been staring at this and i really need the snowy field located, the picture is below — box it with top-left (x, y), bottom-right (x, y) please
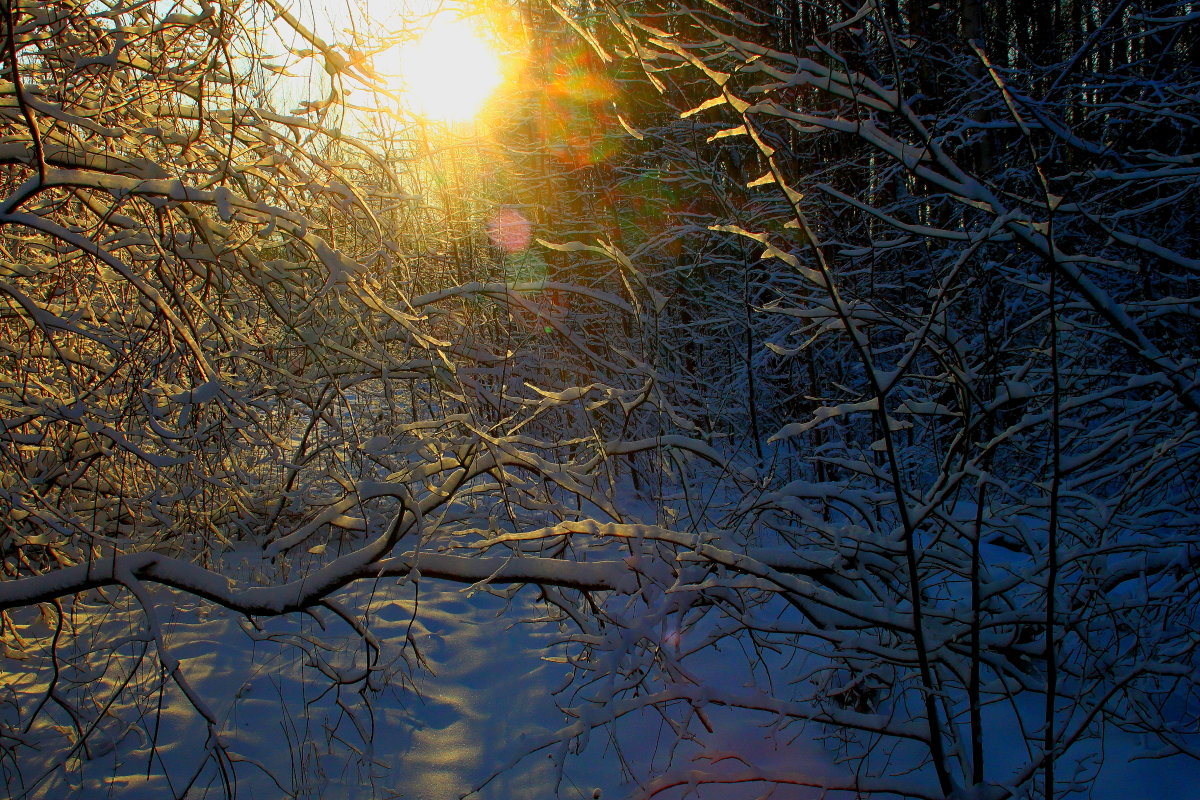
top-left (3, 544), bottom-right (1197, 800)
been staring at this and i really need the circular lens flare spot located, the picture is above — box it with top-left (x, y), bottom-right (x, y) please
top-left (487, 208), bottom-right (532, 253)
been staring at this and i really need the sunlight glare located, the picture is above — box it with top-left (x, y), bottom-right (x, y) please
top-left (385, 14), bottom-right (503, 123)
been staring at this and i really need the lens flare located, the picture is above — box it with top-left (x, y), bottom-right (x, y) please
top-left (487, 207), bottom-right (532, 253)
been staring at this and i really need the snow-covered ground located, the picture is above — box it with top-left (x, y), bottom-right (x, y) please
top-left (3, 576), bottom-right (586, 799)
top-left (4, 563), bottom-right (1197, 800)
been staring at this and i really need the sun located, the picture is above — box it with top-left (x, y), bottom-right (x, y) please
top-left (382, 14), bottom-right (503, 123)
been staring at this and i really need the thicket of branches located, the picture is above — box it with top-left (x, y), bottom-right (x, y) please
top-left (578, 0), bottom-right (1200, 796)
top-left (1, 0), bottom-right (1198, 798)
top-left (0, 0), bottom-right (679, 794)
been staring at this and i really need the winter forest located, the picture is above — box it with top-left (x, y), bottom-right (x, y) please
top-left (1, 0), bottom-right (1198, 797)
